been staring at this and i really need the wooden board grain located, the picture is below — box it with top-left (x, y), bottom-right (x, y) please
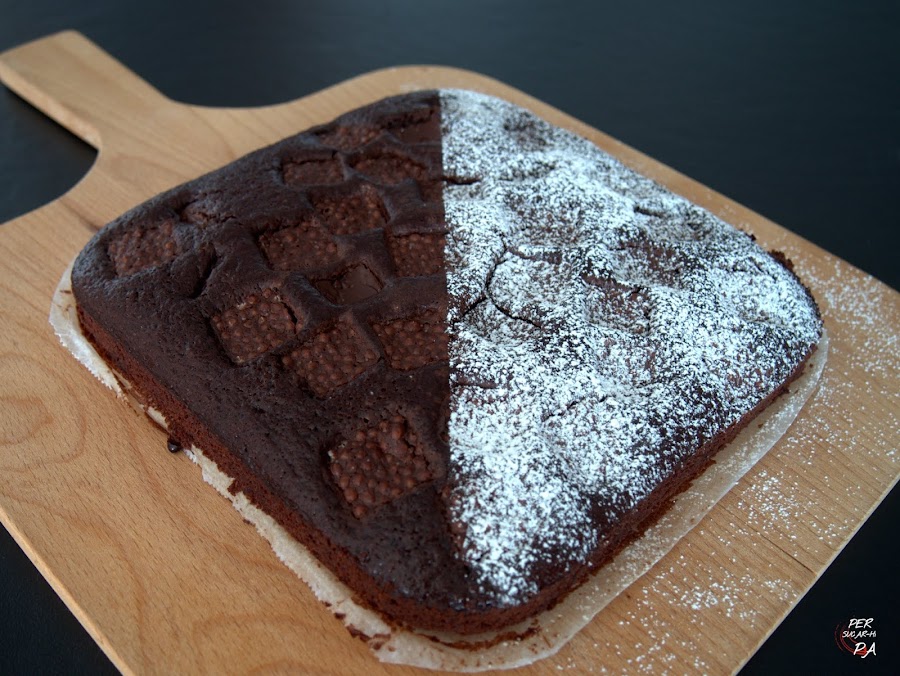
top-left (0, 31), bottom-right (897, 675)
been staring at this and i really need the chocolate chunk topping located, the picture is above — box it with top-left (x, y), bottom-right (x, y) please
top-left (211, 288), bottom-right (297, 365)
top-left (311, 184), bottom-right (387, 235)
top-left (387, 232), bottom-right (446, 277)
top-left (373, 308), bottom-right (448, 371)
top-left (282, 318), bottom-right (380, 398)
top-left (258, 219), bottom-right (341, 272)
top-left (351, 151), bottom-right (429, 185)
top-left (107, 219), bottom-right (180, 276)
top-left (283, 157), bottom-right (344, 186)
top-left (329, 414), bottom-right (436, 518)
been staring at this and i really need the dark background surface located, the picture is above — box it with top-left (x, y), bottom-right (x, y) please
top-left (1, 1), bottom-right (897, 674)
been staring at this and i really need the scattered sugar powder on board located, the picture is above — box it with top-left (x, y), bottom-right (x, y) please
top-left (737, 469), bottom-right (800, 536)
top-left (780, 253), bottom-right (898, 474)
top-left (438, 90), bottom-right (822, 606)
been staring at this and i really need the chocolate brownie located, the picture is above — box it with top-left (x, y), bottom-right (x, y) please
top-left (67, 90), bottom-right (822, 635)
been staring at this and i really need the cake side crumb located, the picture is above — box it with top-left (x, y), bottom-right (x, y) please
top-left (49, 262), bottom-right (124, 396)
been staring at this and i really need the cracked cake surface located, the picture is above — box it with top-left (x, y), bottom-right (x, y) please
top-left (67, 89), bottom-right (822, 635)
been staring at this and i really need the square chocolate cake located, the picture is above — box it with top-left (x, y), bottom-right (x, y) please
top-left (60, 89), bottom-right (822, 649)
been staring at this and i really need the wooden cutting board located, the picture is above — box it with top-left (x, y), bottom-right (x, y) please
top-left (0, 31), bottom-right (897, 675)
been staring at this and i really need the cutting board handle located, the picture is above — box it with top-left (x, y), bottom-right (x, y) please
top-left (0, 30), bottom-right (173, 150)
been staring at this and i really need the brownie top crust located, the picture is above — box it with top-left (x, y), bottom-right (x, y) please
top-left (72, 91), bottom-right (472, 618)
top-left (70, 89), bottom-right (822, 633)
top-left (439, 92), bottom-right (821, 608)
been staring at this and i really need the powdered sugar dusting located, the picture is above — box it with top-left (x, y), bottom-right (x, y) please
top-left (439, 90), bottom-right (822, 607)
